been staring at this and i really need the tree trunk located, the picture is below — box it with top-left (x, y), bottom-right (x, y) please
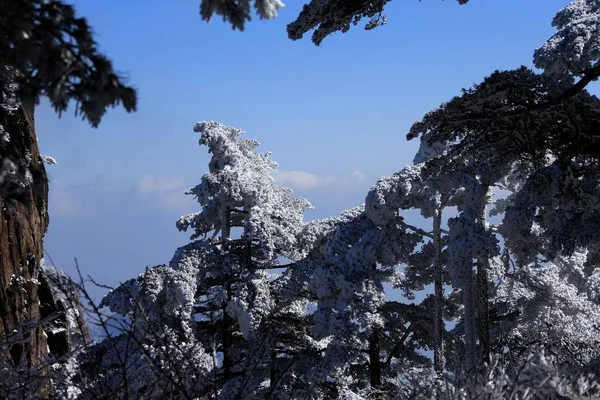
top-left (476, 184), bottom-right (490, 364)
top-left (38, 266), bottom-right (91, 361)
top-left (369, 328), bottom-right (381, 389)
top-left (221, 300), bottom-right (234, 381)
top-left (0, 104), bottom-right (49, 367)
top-left (269, 348), bottom-right (277, 386)
top-left (220, 205), bottom-right (233, 380)
top-left (476, 260), bottom-right (490, 363)
top-left (463, 266), bottom-right (477, 374)
top-left (433, 203), bottom-right (444, 375)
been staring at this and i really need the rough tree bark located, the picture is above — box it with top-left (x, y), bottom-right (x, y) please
top-left (433, 203), bottom-right (444, 375)
top-left (462, 265), bottom-right (476, 374)
top-left (220, 205), bottom-right (234, 381)
top-left (369, 328), bottom-right (381, 389)
top-left (0, 103), bottom-right (49, 367)
top-left (38, 266), bottom-right (91, 361)
top-left (476, 259), bottom-right (490, 363)
top-left (476, 184), bottom-right (490, 364)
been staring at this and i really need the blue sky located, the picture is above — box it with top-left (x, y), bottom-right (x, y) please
top-left (37, 0), bottom-right (571, 300)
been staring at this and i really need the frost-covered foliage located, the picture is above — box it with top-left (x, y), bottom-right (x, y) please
top-left (501, 158), bottom-right (600, 266)
top-left (40, 154), bottom-right (56, 165)
top-left (100, 265), bottom-right (198, 335)
top-left (534, 0), bottom-right (600, 79)
top-left (287, 0), bottom-right (469, 46)
top-left (172, 121), bottom-right (311, 398)
top-left (196, 0), bottom-right (471, 46)
top-left (263, 167), bottom-right (434, 396)
top-left (0, 82), bottom-right (34, 197)
top-left (408, 67), bottom-right (600, 173)
top-left (21, 106), bottom-right (600, 398)
top-left (81, 265), bottom-right (213, 398)
top-left (90, 121), bottom-right (313, 399)
top-left (178, 120), bottom-right (311, 263)
top-left (303, 208), bottom-right (390, 388)
top-left (401, 0), bottom-right (600, 388)
top-left (1, 2), bottom-right (136, 127)
top-left (199, 0), bottom-right (285, 31)
top-left (175, 121), bottom-right (311, 342)
top-left (365, 164), bottom-right (424, 225)
top-left (494, 250), bottom-right (600, 365)
top-left (46, 263), bottom-right (209, 399)
top-left (87, 268), bottom-right (213, 399)
top-left (435, 349), bottom-right (600, 400)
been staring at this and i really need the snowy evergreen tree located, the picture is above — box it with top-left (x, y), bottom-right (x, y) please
top-left (97, 121), bottom-right (312, 399)
top-left (534, 0), bottom-right (600, 95)
top-left (272, 203), bottom-right (430, 398)
top-left (402, 0), bottom-right (600, 380)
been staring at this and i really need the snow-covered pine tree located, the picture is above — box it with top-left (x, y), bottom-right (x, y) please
top-left (88, 264), bottom-right (214, 399)
top-left (403, 0), bottom-right (600, 379)
top-left (408, 130), bottom-right (504, 374)
top-left (98, 121), bottom-right (312, 399)
top-left (534, 0), bottom-right (600, 96)
top-left (273, 203), bottom-right (428, 398)
top-left (174, 121), bottom-right (312, 398)
top-left (258, 165), bottom-right (441, 398)
top-left (366, 164), bottom-right (452, 378)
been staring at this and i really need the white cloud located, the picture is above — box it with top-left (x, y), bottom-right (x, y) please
top-left (49, 177), bottom-right (130, 216)
top-left (49, 181), bottom-right (82, 216)
top-left (137, 176), bottom-right (186, 195)
top-left (136, 176), bottom-right (194, 212)
top-left (348, 170), bottom-right (366, 182)
top-left (272, 170), bottom-right (337, 190)
top-left (48, 175), bottom-right (195, 217)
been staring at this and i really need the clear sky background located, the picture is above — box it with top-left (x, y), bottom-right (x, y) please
top-left (37, 0), bottom-right (572, 300)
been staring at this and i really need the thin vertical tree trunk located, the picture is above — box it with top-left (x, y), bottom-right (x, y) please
top-left (220, 205), bottom-right (233, 380)
top-left (369, 328), bottom-right (381, 389)
top-left (269, 348), bottom-right (277, 385)
top-left (0, 104), bottom-right (49, 368)
top-left (477, 184), bottom-right (490, 363)
top-left (476, 259), bottom-right (490, 363)
top-left (369, 262), bottom-right (382, 390)
top-left (463, 266), bottom-right (477, 374)
top-left (433, 203), bottom-right (444, 375)
top-left (221, 300), bottom-right (233, 381)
